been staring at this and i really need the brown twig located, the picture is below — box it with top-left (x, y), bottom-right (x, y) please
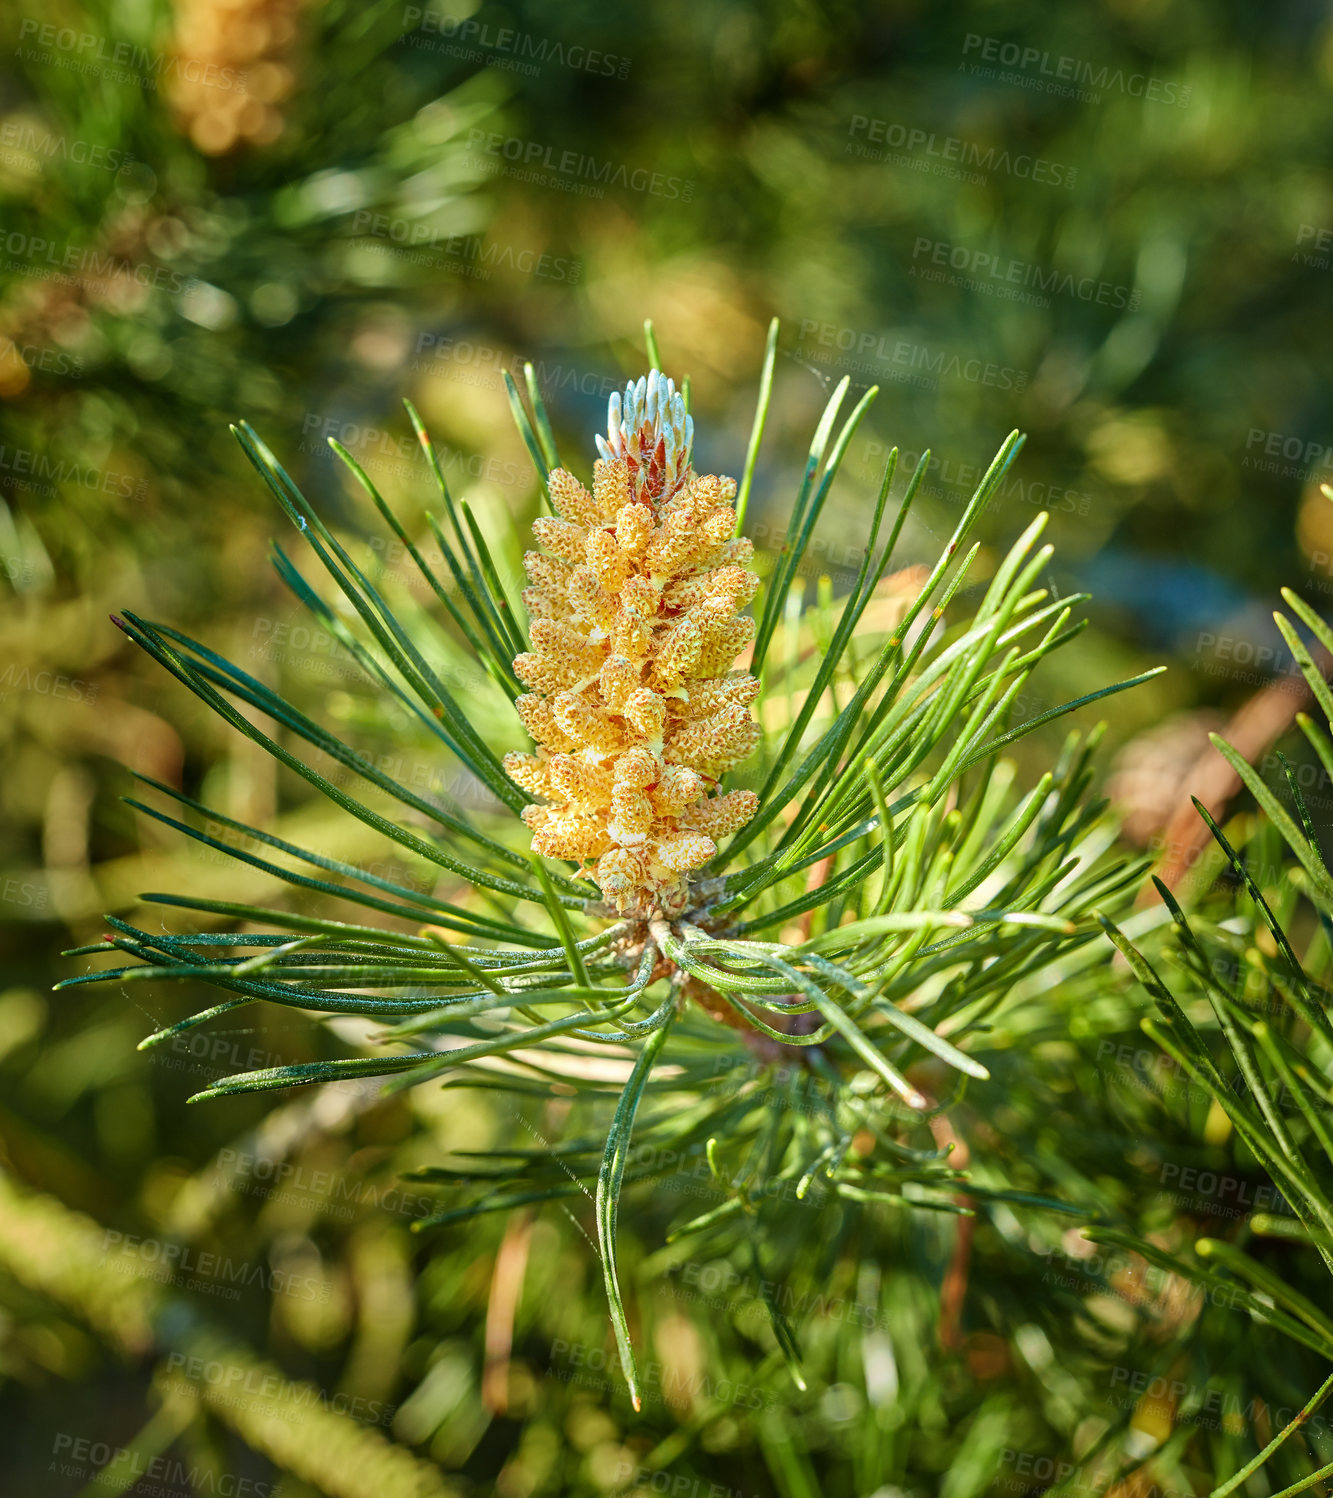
top-left (928, 1110), bottom-right (973, 1353)
top-left (1154, 650), bottom-right (1328, 892)
top-left (481, 1210), bottom-right (533, 1415)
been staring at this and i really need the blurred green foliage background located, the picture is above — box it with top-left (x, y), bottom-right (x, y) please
top-left (3, 0), bottom-right (1332, 1493)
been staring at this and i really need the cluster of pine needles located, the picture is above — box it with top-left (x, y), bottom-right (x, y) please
top-left (65, 325), bottom-right (1333, 1498)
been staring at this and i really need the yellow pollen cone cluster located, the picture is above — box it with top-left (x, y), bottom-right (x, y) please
top-left (504, 371), bottom-right (762, 916)
top-left (167, 0), bottom-right (308, 155)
